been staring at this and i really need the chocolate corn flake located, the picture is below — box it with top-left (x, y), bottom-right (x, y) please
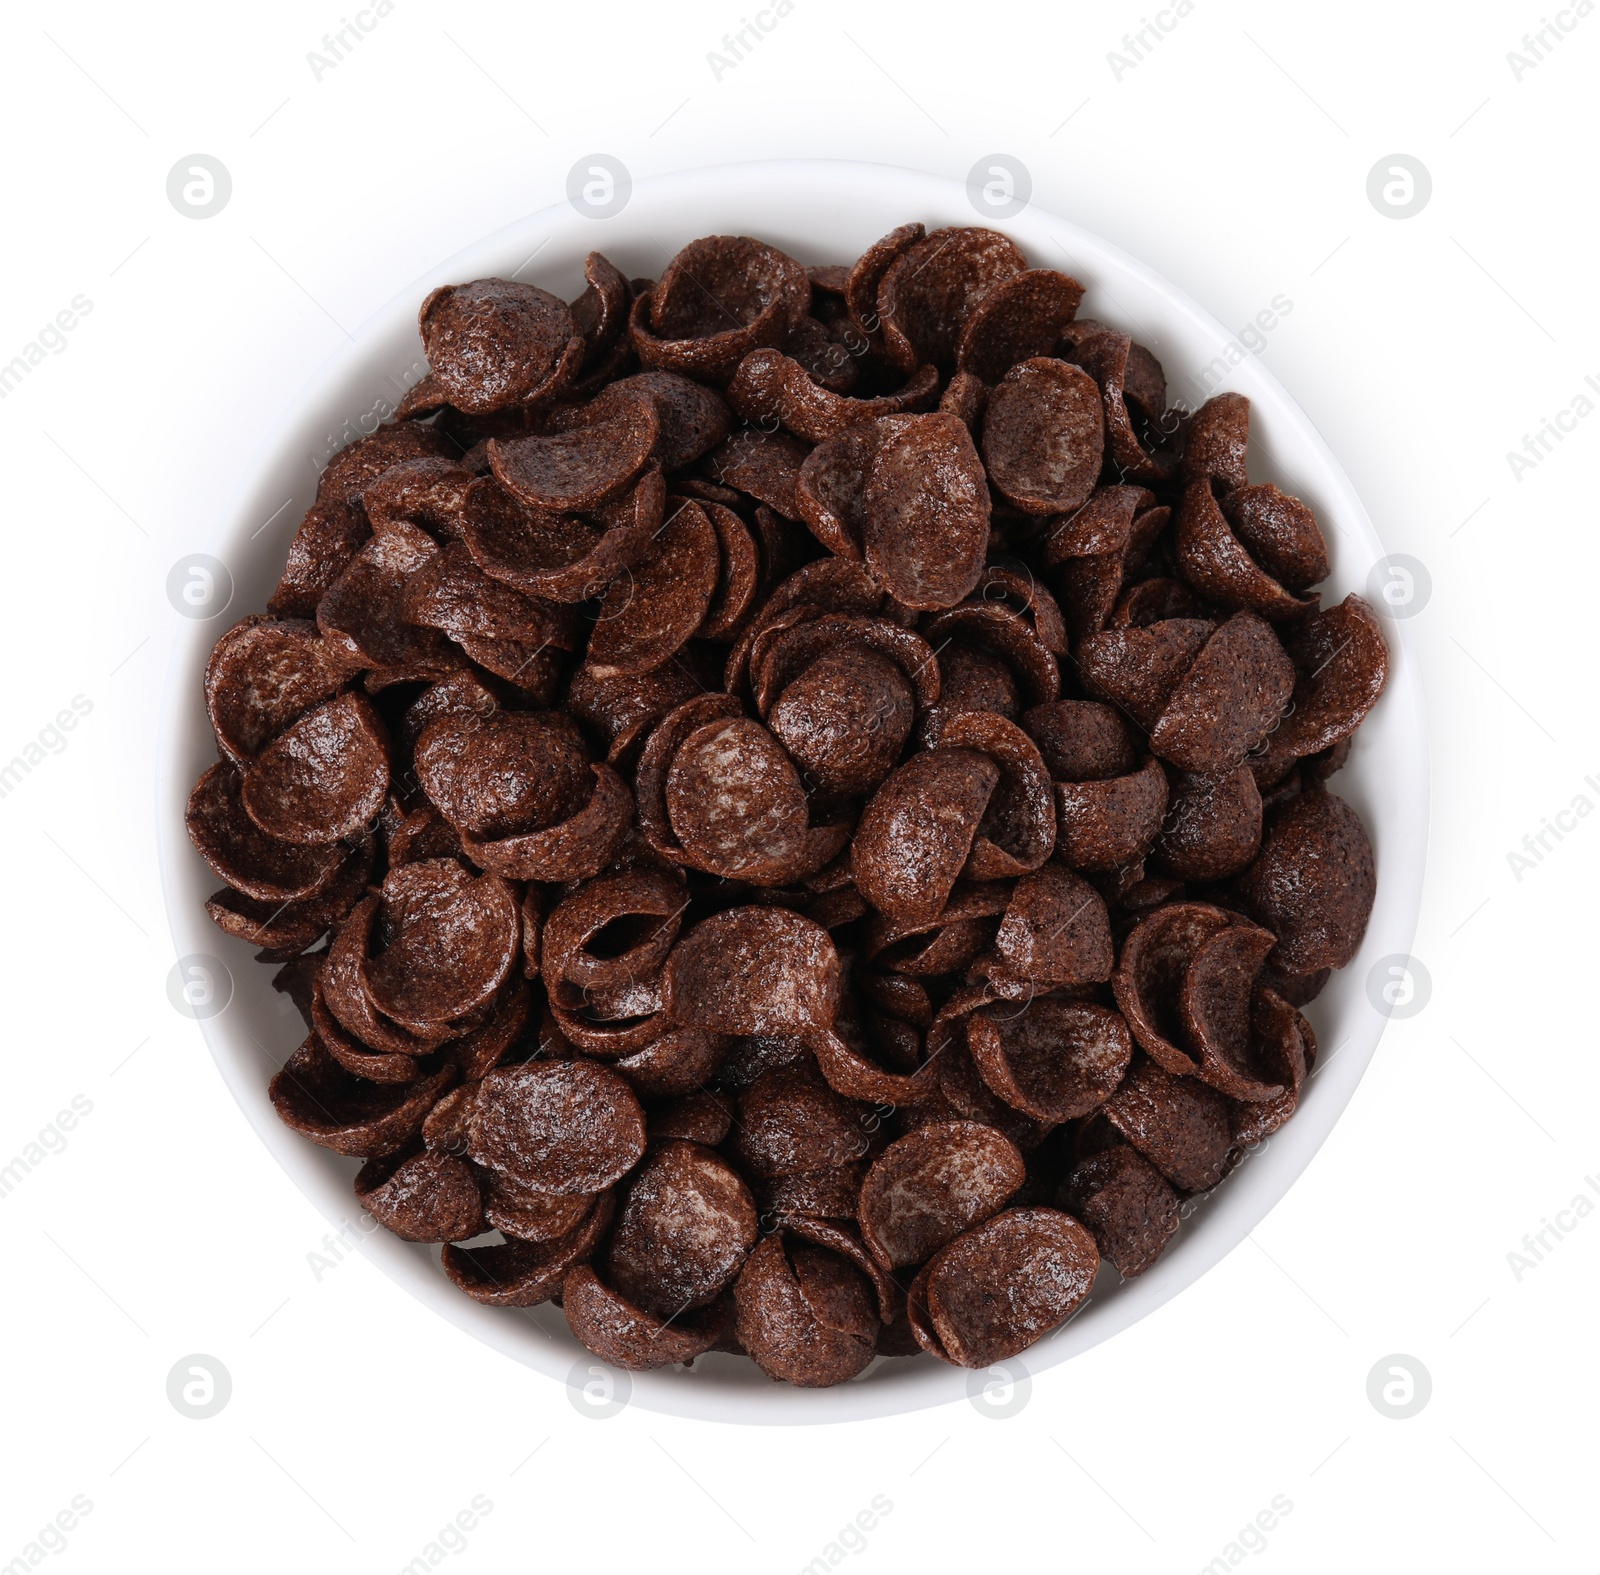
top-left (193, 220), bottom-right (1387, 1387)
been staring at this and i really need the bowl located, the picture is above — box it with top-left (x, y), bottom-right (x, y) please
top-left (157, 158), bottom-right (1428, 1423)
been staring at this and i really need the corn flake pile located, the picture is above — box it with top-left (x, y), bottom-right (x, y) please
top-left (187, 224), bottom-right (1387, 1385)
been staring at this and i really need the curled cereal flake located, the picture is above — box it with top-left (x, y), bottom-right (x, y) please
top-left (1077, 618), bottom-right (1216, 731)
top-left (441, 1192), bottom-right (614, 1308)
top-left (489, 391), bottom-right (658, 512)
top-left (312, 976), bottom-right (430, 1085)
top-left (648, 1090), bottom-right (734, 1147)
top-left (469, 1060), bottom-right (645, 1195)
top-left (569, 252), bottom-right (632, 374)
top-left (1153, 766), bottom-right (1263, 881)
top-left (1180, 920), bottom-right (1286, 1101)
top-left (795, 418), bottom-right (893, 559)
top-left (204, 837), bottom-right (371, 959)
top-left (416, 709), bottom-right (592, 840)
top-left (664, 906), bottom-right (840, 1035)
top-left (1073, 327), bottom-right (1175, 484)
top-left (644, 237), bottom-right (807, 362)
top-left (542, 867), bottom-right (686, 1001)
top-left (606, 1140), bottom-right (758, 1317)
top-left (419, 278), bottom-right (580, 413)
top-left (982, 358), bottom-right (1105, 516)
top-left (613, 1031), bottom-right (732, 1099)
top-left (1181, 392), bottom-right (1251, 491)
top-left (402, 541), bottom-right (580, 651)
top-left (939, 370), bottom-right (988, 433)
top-left (728, 347), bottom-right (939, 443)
top-left (922, 603), bottom-right (1061, 734)
top-left (932, 711), bottom-right (1056, 881)
top-left (187, 762), bottom-right (346, 902)
top-left (1023, 699), bottom-right (1138, 781)
top-left (1176, 480), bottom-right (1318, 621)
top-left (706, 425), bottom-right (812, 519)
top-left (1269, 595), bottom-right (1388, 761)
top-left (909, 1207), bottom-right (1098, 1367)
top-left (1224, 483), bottom-right (1329, 592)
top-left (859, 1121), bottom-right (1024, 1270)
top-left (362, 860), bottom-right (520, 1033)
top-left (239, 693), bottom-right (389, 847)
top-left (955, 269), bottom-right (1085, 383)
top-left (355, 1148), bottom-right (484, 1243)
top-left (204, 616), bottom-right (355, 765)
top-left (759, 1162), bottom-right (864, 1223)
top-left (451, 979), bottom-right (533, 1081)
top-left (579, 371), bottom-right (732, 470)
top-left (977, 864), bottom-right (1113, 996)
top-left (725, 557), bottom-right (886, 692)
top-left (1110, 574), bottom-right (1199, 629)
top-left (585, 498), bottom-right (720, 679)
top-left (1111, 901), bottom-right (1237, 1075)
top-left (733, 1233), bottom-right (878, 1386)
top-left (316, 521), bottom-right (460, 681)
top-left (852, 748), bottom-right (1001, 924)
top-left (269, 1033), bottom-right (455, 1158)
top-left (734, 1064), bottom-right (872, 1178)
top-left (810, 1025), bottom-right (937, 1108)
top-left (877, 226), bottom-right (1028, 373)
top-left (1148, 613), bottom-right (1296, 774)
top-left (699, 500), bottom-right (762, 640)
top-left (1102, 1056), bottom-right (1233, 1192)
top-left (398, 668), bottom-right (501, 755)
top-left (863, 413), bottom-right (991, 610)
top-left (460, 468), bottom-right (660, 605)
top-left (480, 1175), bottom-right (595, 1243)
top-left (1237, 787), bottom-right (1376, 972)
top-left (867, 880), bottom-right (1009, 977)
top-left (1231, 989), bottom-right (1314, 1147)
top-left (776, 1217), bottom-right (900, 1325)
top-left (1057, 1145), bottom-right (1178, 1277)
top-left (845, 221), bottom-right (924, 349)
top-left (461, 764), bottom-right (632, 883)
top-left (320, 895), bottom-right (446, 1061)
top-left (363, 456), bottom-right (476, 540)
top-left (566, 657), bottom-right (705, 768)
top-left (661, 712), bottom-right (847, 884)
top-left (563, 1264), bottom-right (729, 1369)
top-left (269, 498), bottom-right (371, 620)
top-left (968, 997), bottom-right (1132, 1122)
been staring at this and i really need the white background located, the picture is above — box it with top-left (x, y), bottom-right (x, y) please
top-left (1, 0), bottom-right (1596, 1570)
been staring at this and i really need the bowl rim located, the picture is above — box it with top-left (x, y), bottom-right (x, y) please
top-left (156, 156), bottom-right (1429, 1425)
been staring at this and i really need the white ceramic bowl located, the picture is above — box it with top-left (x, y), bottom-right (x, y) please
top-left (157, 159), bottom-right (1428, 1424)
